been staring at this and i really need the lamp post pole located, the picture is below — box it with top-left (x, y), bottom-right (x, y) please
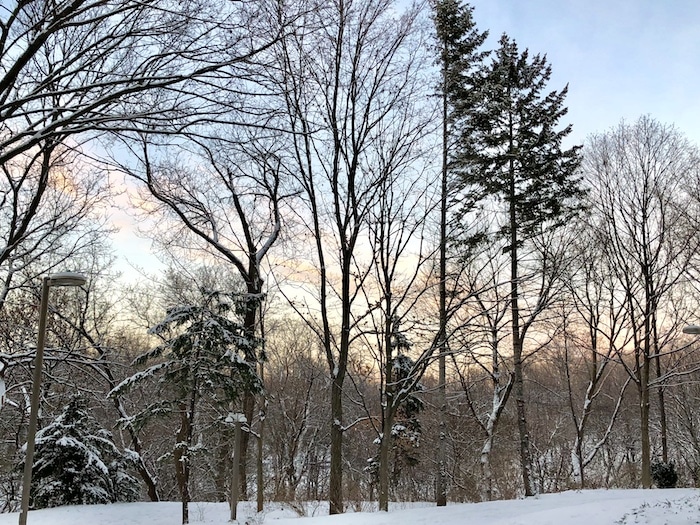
top-left (18, 273), bottom-right (86, 525)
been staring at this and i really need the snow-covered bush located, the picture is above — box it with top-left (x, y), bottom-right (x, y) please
top-left (26, 395), bottom-right (139, 508)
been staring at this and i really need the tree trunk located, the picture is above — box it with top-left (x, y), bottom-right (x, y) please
top-left (329, 377), bottom-right (344, 514)
top-left (175, 402), bottom-right (191, 525)
top-left (378, 406), bottom-right (394, 511)
top-left (379, 305), bottom-right (395, 512)
top-left (514, 357), bottom-right (533, 496)
top-left (658, 385), bottom-right (668, 463)
top-left (239, 392), bottom-right (254, 498)
top-left (214, 436), bottom-right (230, 501)
top-left (509, 151), bottom-right (533, 497)
top-left (239, 277), bottom-right (262, 499)
top-left (654, 328), bottom-right (668, 463)
top-left (480, 435), bottom-right (494, 501)
top-left (640, 356), bottom-right (651, 488)
top-left (257, 360), bottom-right (265, 512)
top-left (230, 420), bottom-right (242, 521)
top-left (481, 370), bottom-right (513, 501)
top-left (436, 53), bottom-right (449, 508)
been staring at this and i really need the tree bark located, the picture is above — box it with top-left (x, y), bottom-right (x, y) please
top-left (257, 360), bottom-right (265, 512)
top-left (640, 355), bottom-right (651, 488)
top-left (378, 406), bottom-right (394, 511)
top-left (509, 146), bottom-right (533, 497)
top-left (329, 377), bottom-right (344, 514)
top-left (436, 39), bottom-right (449, 507)
top-left (175, 402), bottom-right (192, 525)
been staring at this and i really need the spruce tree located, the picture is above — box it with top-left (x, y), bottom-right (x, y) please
top-left (432, 0), bottom-right (487, 506)
top-left (455, 34), bottom-right (583, 242)
top-left (453, 34), bottom-right (583, 496)
top-left (27, 395), bottom-right (139, 509)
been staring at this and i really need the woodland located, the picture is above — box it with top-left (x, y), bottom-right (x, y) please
top-left (0, 0), bottom-right (700, 523)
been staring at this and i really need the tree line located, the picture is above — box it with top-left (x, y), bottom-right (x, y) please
top-left (0, 0), bottom-right (699, 523)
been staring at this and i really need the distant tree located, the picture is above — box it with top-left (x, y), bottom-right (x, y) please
top-left (28, 395), bottom-right (139, 509)
top-left (262, 318), bottom-right (328, 502)
top-left (453, 34), bottom-right (583, 495)
top-left (366, 351), bottom-right (424, 500)
top-left (110, 287), bottom-right (261, 524)
top-left (563, 224), bottom-right (633, 489)
top-left (581, 116), bottom-right (700, 488)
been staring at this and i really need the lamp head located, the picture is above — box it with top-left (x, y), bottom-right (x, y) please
top-left (682, 325), bottom-right (700, 335)
top-left (47, 272), bottom-right (87, 287)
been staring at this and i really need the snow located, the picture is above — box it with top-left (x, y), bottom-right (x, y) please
top-left (1, 489), bottom-right (699, 525)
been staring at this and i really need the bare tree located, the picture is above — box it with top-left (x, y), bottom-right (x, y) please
top-left (450, 243), bottom-right (514, 501)
top-left (562, 225), bottom-right (634, 489)
top-left (0, 144), bottom-right (110, 309)
top-left (581, 115), bottom-right (700, 487)
top-left (115, 129), bottom-right (285, 502)
top-left (361, 135), bottom-right (439, 511)
top-left (0, 0), bottom-right (283, 298)
top-left (263, 317), bottom-right (328, 502)
top-left (274, 0), bottom-right (432, 513)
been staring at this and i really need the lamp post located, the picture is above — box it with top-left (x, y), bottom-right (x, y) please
top-left (19, 272), bottom-right (87, 525)
top-left (683, 325), bottom-right (700, 335)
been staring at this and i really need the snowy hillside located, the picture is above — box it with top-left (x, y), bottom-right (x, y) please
top-left (0, 489), bottom-right (698, 525)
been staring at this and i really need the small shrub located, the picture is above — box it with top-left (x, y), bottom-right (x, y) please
top-left (651, 461), bottom-right (678, 489)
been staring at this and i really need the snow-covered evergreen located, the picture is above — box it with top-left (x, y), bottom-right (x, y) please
top-left (26, 395), bottom-right (138, 509)
top-left (110, 288), bottom-right (262, 524)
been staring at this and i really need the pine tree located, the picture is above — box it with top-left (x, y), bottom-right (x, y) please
top-left (453, 34), bottom-right (583, 496)
top-left (455, 34), bottom-right (583, 243)
top-left (434, 0), bottom-right (489, 127)
top-left (27, 395), bottom-right (138, 509)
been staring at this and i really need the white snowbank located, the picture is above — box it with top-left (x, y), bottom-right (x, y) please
top-left (0, 489), bottom-right (697, 525)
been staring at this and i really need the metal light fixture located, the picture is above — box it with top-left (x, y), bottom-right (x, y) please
top-left (19, 272), bottom-right (87, 525)
top-left (682, 325), bottom-right (700, 335)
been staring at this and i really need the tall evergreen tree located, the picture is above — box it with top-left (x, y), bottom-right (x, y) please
top-left (453, 34), bottom-right (583, 496)
top-left (432, 0), bottom-right (487, 506)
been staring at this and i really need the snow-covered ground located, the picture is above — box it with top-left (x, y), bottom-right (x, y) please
top-left (1, 489), bottom-right (698, 525)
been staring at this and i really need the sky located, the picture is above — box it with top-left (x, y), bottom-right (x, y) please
top-left (0, 488), bottom-right (698, 525)
top-left (108, 0), bottom-right (700, 277)
top-left (468, 0), bottom-right (700, 145)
